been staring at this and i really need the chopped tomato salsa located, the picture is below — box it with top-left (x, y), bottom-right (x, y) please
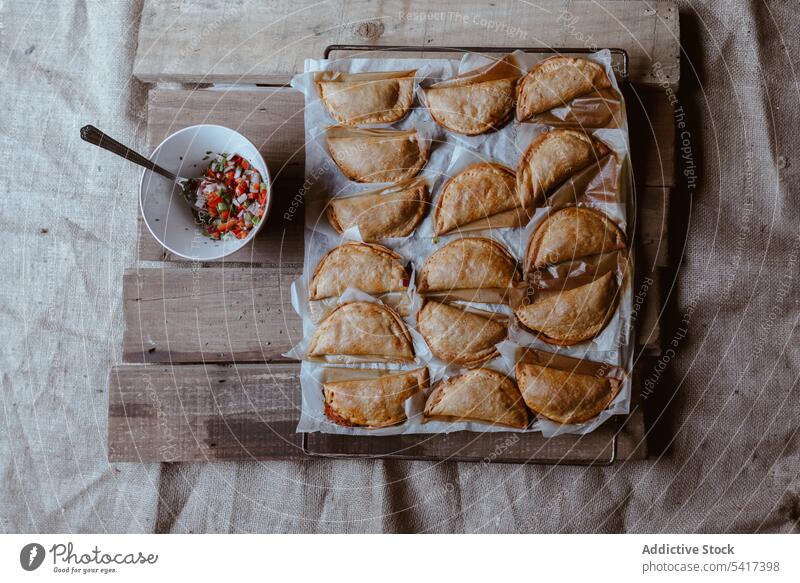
top-left (186, 153), bottom-right (267, 241)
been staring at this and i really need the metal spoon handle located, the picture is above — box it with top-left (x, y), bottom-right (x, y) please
top-left (80, 125), bottom-right (179, 182)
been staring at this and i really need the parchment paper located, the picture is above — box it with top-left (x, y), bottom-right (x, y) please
top-left (290, 50), bottom-right (634, 436)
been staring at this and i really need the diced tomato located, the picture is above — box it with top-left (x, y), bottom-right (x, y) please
top-left (240, 159), bottom-right (250, 170)
top-left (235, 181), bottom-right (247, 196)
top-left (206, 193), bottom-right (221, 217)
top-left (217, 219), bottom-right (239, 232)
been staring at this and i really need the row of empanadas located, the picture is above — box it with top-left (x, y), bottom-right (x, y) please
top-left (310, 220), bottom-right (623, 347)
top-left (323, 129), bottom-right (613, 241)
top-left (424, 362), bottom-right (620, 427)
top-left (323, 361), bottom-right (619, 428)
top-left (316, 57), bottom-right (611, 135)
top-left (424, 55), bottom-right (612, 135)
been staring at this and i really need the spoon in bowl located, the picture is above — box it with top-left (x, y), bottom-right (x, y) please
top-left (80, 125), bottom-right (205, 220)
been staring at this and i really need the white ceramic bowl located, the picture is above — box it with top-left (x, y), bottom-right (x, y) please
top-left (139, 124), bottom-right (270, 261)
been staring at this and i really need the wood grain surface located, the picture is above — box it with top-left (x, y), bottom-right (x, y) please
top-left (122, 268), bottom-right (302, 363)
top-left (133, 0), bottom-right (680, 88)
top-left (108, 363), bottom-right (647, 462)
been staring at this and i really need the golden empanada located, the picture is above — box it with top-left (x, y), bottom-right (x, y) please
top-left (517, 56), bottom-right (611, 121)
top-left (326, 126), bottom-right (428, 183)
top-left (517, 129), bottom-right (610, 209)
top-left (424, 368), bottom-right (528, 428)
top-left (307, 301), bottom-right (414, 362)
top-left (527, 207), bottom-right (626, 270)
top-left (515, 361), bottom-right (620, 424)
top-left (309, 242), bottom-right (408, 300)
top-left (327, 178), bottom-right (429, 241)
top-left (424, 54), bottom-right (520, 135)
top-left (417, 301), bottom-right (507, 366)
top-left (514, 271), bottom-right (617, 345)
top-left (417, 237), bottom-right (519, 295)
top-left (434, 162), bottom-right (522, 235)
top-left (317, 70), bottom-right (416, 126)
top-left (324, 368), bottom-right (428, 427)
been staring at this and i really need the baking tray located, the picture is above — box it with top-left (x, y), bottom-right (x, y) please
top-left (299, 44), bottom-right (634, 465)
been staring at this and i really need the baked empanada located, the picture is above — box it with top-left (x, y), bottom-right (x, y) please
top-left (326, 126), bottom-right (427, 183)
top-left (417, 237), bottom-right (519, 295)
top-left (424, 368), bottom-right (528, 428)
top-left (324, 368), bottom-right (428, 427)
top-left (307, 301), bottom-right (414, 362)
top-left (424, 54), bottom-right (520, 135)
top-left (517, 129), bottom-right (610, 209)
top-left (515, 361), bottom-right (620, 424)
top-left (517, 56), bottom-right (611, 121)
top-left (327, 178), bottom-right (429, 241)
top-left (316, 70), bottom-right (416, 126)
top-left (514, 271), bottom-right (617, 345)
top-left (309, 242), bottom-right (408, 300)
top-left (527, 207), bottom-right (626, 270)
top-left (434, 162), bottom-right (522, 235)
top-left (417, 301), bottom-right (507, 366)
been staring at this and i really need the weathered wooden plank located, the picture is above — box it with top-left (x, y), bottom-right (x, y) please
top-left (638, 187), bottom-right (669, 269)
top-left (108, 363), bottom-right (647, 462)
top-left (122, 268), bottom-right (302, 363)
top-left (636, 268), bottom-right (663, 356)
top-left (134, 1), bottom-right (679, 88)
top-left (628, 86), bottom-right (676, 189)
top-left (108, 363), bottom-right (304, 461)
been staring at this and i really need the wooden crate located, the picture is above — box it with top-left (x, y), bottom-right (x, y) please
top-left (109, 0), bottom-right (679, 463)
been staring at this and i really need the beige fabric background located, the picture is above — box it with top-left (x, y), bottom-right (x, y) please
top-left (1, 1), bottom-right (798, 533)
